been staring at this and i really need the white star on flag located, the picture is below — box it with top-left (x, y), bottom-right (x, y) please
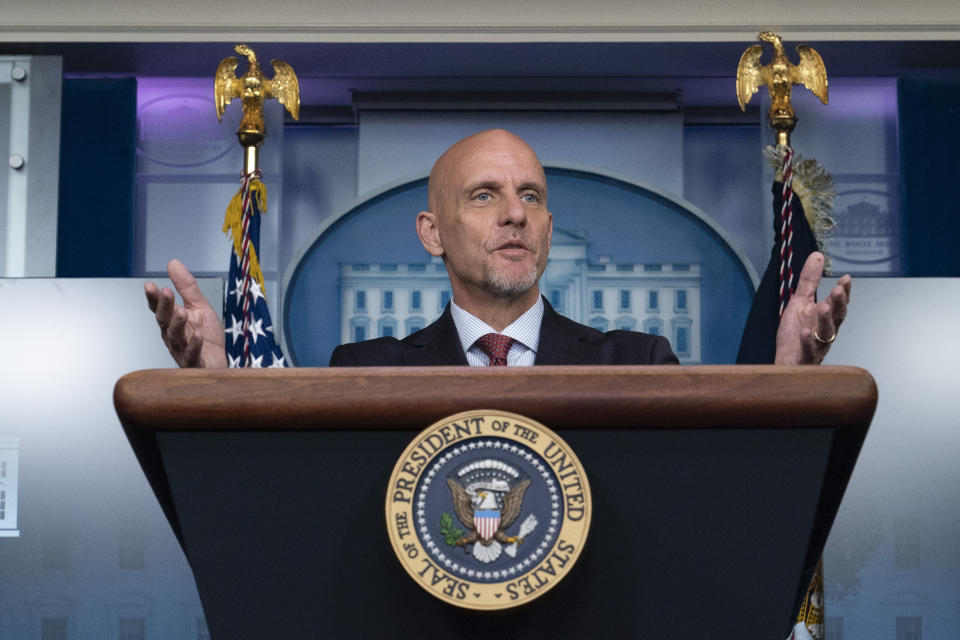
top-left (225, 314), bottom-right (244, 344)
top-left (229, 277), bottom-right (245, 306)
top-left (248, 279), bottom-right (265, 304)
top-left (248, 316), bottom-right (267, 344)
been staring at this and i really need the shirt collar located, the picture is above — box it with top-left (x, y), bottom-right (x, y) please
top-left (449, 296), bottom-right (544, 355)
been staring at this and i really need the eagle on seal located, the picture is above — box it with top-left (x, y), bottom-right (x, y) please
top-left (446, 476), bottom-right (531, 563)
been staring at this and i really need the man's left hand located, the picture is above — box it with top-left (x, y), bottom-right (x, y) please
top-left (775, 252), bottom-right (852, 365)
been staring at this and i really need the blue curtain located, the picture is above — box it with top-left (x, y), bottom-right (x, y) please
top-left (898, 78), bottom-right (960, 276)
top-left (56, 78), bottom-right (137, 277)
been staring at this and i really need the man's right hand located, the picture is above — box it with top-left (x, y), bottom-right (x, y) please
top-left (144, 259), bottom-right (227, 368)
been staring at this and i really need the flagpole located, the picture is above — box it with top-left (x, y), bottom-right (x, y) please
top-left (241, 135), bottom-right (261, 175)
top-left (735, 32), bottom-right (833, 639)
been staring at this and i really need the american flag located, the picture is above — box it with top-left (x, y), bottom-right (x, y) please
top-left (736, 146), bottom-right (821, 364)
top-left (222, 169), bottom-right (286, 368)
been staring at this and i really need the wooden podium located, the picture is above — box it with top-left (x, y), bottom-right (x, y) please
top-left (115, 365), bottom-right (875, 639)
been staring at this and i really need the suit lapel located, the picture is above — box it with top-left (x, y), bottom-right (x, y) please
top-left (402, 306), bottom-right (469, 366)
top-left (400, 299), bottom-right (597, 366)
top-left (534, 299), bottom-right (599, 365)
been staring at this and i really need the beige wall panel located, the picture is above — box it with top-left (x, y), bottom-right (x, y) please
top-left (2, 0), bottom-right (959, 42)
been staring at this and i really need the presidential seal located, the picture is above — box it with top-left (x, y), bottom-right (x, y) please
top-left (386, 410), bottom-right (591, 610)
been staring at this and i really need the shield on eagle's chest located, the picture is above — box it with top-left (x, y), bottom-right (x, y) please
top-left (474, 509), bottom-right (500, 542)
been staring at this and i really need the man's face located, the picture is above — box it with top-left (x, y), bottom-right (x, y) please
top-left (419, 130), bottom-right (553, 306)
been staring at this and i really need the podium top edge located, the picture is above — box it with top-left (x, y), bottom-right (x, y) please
top-left (114, 365), bottom-right (877, 433)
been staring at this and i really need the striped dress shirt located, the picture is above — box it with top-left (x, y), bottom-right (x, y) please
top-left (449, 297), bottom-right (543, 366)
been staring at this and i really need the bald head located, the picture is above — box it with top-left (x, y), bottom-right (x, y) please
top-left (427, 129), bottom-right (547, 215)
top-left (415, 128), bottom-right (553, 326)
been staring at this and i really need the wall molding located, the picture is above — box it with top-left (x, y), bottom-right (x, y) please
top-left (3, 22), bottom-right (959, 43)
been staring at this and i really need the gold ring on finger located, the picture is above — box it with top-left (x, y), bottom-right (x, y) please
top-left (813, 329), bottom-right (836, 345)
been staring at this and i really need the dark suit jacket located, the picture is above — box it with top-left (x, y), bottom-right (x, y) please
top-left (329, 299), bottom-right (678, 366)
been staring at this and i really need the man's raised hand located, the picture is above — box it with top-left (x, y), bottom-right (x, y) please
top-left (144, 259), bottom-right (227, 368)
top-left (774, 252), bottom-right (852, 365)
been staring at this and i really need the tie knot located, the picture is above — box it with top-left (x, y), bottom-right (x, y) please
top-left (475, 333), bottom-right (515, 366)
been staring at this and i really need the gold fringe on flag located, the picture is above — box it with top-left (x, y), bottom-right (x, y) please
top-left (222, 178), bottom-right (268, 294)
top-left (794, 558), bottom-right (825, 639)
top-left (765, 146), bottom-right (837, 274)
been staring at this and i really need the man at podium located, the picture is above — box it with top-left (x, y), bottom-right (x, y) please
top-left (145, 129), bottom-right (850, 368)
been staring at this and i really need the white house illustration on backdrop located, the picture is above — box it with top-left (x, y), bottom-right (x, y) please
top-left (339, 228), bottom-right (702, 363)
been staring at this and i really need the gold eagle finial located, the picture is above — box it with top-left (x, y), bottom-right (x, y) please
top-left (736, 31), bottom-right (828, 146)
top-left (214, 44), bottom-right (300, 145)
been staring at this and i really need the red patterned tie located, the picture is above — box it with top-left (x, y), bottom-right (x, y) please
top-left (475, 333), bottom-right (515, 366)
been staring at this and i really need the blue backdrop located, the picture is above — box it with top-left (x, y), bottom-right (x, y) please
top-left (283, 167), bottom-right (755, 366)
